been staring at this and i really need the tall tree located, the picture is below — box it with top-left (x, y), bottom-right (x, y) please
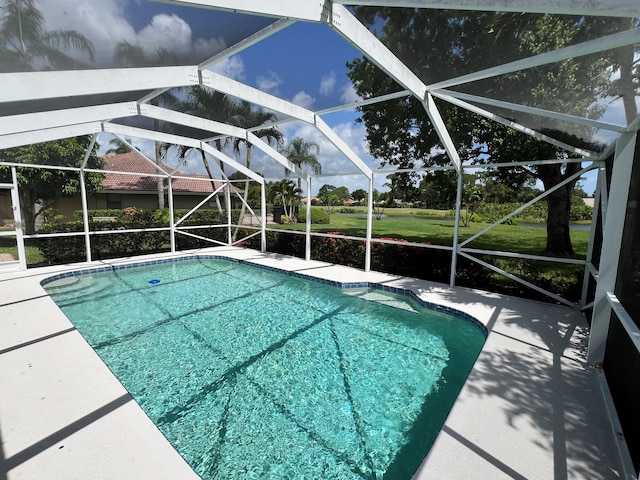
top-left (0, 137), bottom-right (103, 234)
top-left (282, 137), bottom-right (321, 190)
top-left (105, 137), bottom-right (135, 155)
top-left (318, 184), bottom-right (350, 213)
top-left (114, 41), bottom-right (181, 209)
top-left (347, 8), bottom-right (625, 256)
top-left (160, 87), bottom-right (241, 218)
top-left (268, 179), bottom-right (302, 219)
top-left (168, 86), bottom-right (241, 180)
top-left (351, 188), bottom-right (367, 204)
top-left (0, 0), bottom-right (95, 72)
top-left (231, 101), bottom-right (282, 237)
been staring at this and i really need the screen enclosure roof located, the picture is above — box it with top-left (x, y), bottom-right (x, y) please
top-left (1, 0), bottom-right (639, 180)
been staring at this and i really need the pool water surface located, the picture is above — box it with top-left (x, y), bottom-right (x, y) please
top-left (43, 257), bottom-right (485, 479)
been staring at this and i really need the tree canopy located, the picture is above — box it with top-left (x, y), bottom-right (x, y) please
top-left (347, 8), bottom-right (632, 256)
top-left (318, 184), bottom-right (350, 213)
top-left (0, 137), bottom-right (103, 234)
top-left (282, 137), bottom-right (321, 189)
top-left (0, 0), bottom-right (95, 72)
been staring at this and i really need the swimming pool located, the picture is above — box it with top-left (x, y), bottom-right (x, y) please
top-left (43, 256), bottom-right (485, 479)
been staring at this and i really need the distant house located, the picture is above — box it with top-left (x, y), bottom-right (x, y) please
top-left (52, 153), bottom-right (241, 220)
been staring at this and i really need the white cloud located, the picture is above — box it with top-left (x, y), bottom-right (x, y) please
top-left (319, 72), bottom-right (336, 96)
top-left (291, 91), bottom-right (316, 109)
top-left (341, 83), bottom-right (362, 104)
top-left (39, 1), bottom-right (227, 67)
top-left (137, 14), bottom-right (192, 55)
top-left (209, 55), bottom-right (246, 81)
top-left (256, 71), bottom-right (283, 95)
top-left (246, 115), bottom-right (385, 194)
top-left (40, 0), bottom-right (136, 66)
top-left (192, 37), bottom-right (227, 60)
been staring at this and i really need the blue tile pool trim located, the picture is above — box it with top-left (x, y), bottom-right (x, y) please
top-left (41, 254), bottom-right (487, 336)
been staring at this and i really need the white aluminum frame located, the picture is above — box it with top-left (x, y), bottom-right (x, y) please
top-left (1, 9), bottom-right (640, 462)
top-left (587, 131), bottom-right (637, 365)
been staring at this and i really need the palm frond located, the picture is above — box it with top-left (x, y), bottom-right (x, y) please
top-left (41, 30), bottom-right (95, 60)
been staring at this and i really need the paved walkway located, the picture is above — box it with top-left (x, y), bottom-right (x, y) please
top-left (0, 247), bottom-right (625, 479)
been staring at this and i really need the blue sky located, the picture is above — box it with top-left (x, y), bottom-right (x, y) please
top-left (44, 0), bottom-right (603, 196)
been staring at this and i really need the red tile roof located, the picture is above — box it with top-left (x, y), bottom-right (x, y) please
top-left (100, 153), bottom-right (237, 194)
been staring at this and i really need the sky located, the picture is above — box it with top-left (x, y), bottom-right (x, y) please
top-left (35, 0), bottom-right (622, 197)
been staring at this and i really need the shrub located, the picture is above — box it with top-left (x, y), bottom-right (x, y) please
top-left (298, 206), bottom-right (330, 224)
top-left (75, 208), bottom-right (243, 225)
top-left (465, 202), bottom-right (592, 225)
top-left (37, 221), bottom-right (168, 262)
top-left (36, 222), bottom-right (86, 262)
top-left (310, 234), bottom-right (365, 268)
top-left (335, 207), bottom-right (357, 214)
top-left (43, 208), bottom-right (64, 224)
top-left (570, 204), bottom-right (594, 221)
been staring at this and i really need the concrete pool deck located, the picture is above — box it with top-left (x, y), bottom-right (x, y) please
top-left (0, 246), bottom-right (625, 479)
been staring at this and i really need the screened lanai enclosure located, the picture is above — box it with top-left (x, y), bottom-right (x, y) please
top-left (1, 0), bottom-right (640, 477)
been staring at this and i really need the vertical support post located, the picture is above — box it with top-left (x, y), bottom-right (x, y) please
top-left (305, 177), bottom-right (312, 261)
top-left (580, 167), bottom-right (603, 306)
top-left (79, 170), bottom-right (92, 263)
top-left (260, 180), bottom-right (267, 252)
top-left (227, 181), bottom-right (233, 246)
top-left (449, 168), bottom-right (463, 286)
top-left (168, 177), bottom-right (175, 253)
top-left (79, 134), bottom-right (97, 264)
top-left (365, 174), bottom-right (374, 272)
top-left (587, 131), bottom-right (637, 365)
top-left (10, 167), bottom-right (27, 270)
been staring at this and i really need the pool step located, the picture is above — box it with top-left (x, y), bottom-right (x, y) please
top-left (343, 289), bottom-right (419, 313)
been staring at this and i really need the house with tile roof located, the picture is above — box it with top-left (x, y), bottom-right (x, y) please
top-left (51, 152), bottom-right (242, 220)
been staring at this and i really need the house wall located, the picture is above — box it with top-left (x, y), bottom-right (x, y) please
top-left (50, 192), bottom-right (221, 221)
top-left (0, 192), bottom-right (11, 225)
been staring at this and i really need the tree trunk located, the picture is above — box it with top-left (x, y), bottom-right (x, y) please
top-left (200, 153), bottom-right (224, 220)
top-left (544, 188), bottom-right (573, 256)
top-left (155, 141), bottom-right (165, 210)
top-left (18, 188), bottom-right (37, 235)
top-left (232, 147), bottom-right (252, 241)
top-left (538, 163), bottom-right (579, 257)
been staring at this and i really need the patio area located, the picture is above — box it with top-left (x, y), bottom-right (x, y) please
top-left (0, 246), bottom-right (623, 479)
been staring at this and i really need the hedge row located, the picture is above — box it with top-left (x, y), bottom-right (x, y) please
top-left (37, 208), bottom-right (582, 303)
top-left (74, 208), bottom-right (243, 225)
top-left (37, 221), bottom-right (169, 262)
top-left (469, 202), bottom-right (593, 224)
top-left (40, 208), bottom-right (243, 262)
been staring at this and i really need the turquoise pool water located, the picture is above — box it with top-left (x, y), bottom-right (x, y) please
top-left (43, 257), bottom-right (485, 480)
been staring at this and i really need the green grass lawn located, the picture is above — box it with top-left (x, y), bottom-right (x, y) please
top-left (0, 211), bottom-right (590, 278)
top-left (278, 212), bottom-right (590, 258)
top-left (274, 212), bottom-right (590, 296)
top-left (0, 236), bottom-right (45, 265)
top-left (331, 206), bottom-right (453, 218)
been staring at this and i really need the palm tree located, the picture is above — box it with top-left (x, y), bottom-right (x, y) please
top-left (105, 137), bottom-right (134, 155)
top-left (114, 41), bottom-right (181, 209)
top-left (231, 102), bottom-right (283, 237)
top-left (113, 42), bottom-right (179, 67)
top-left (282, 137), bottom-right (321, 190)
top-left (268, 179), bottom-right (302, 220)
top-left (160, 86), bottom-right (244, 217)
top-left (0, 0), bottom-right (95, 72)
top-left (181, 86), bottom-right (241, 176)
